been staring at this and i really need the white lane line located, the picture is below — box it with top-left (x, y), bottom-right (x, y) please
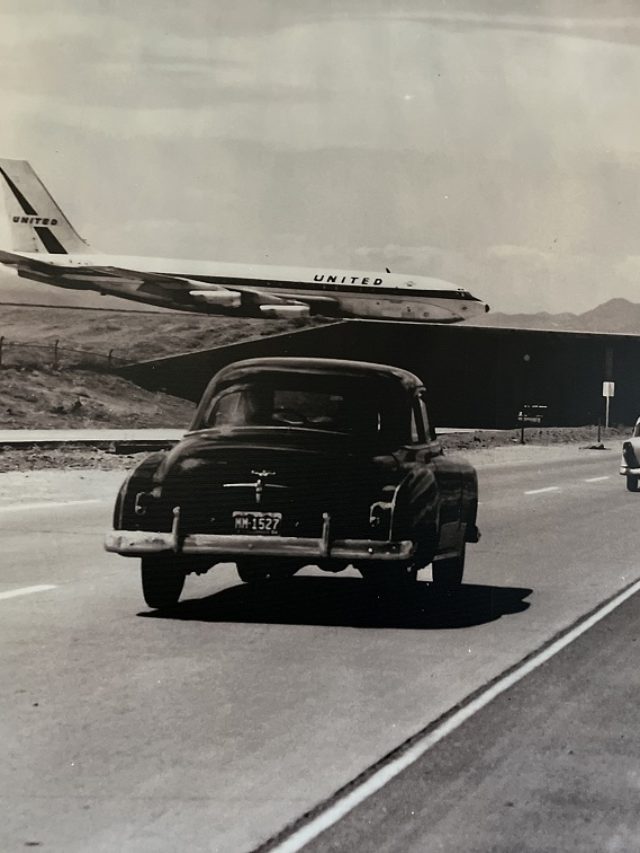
top-left (524, 486), bottom-right (560, 495)
top-left (0, 584), bottom-right (57, 601)
top-left (0, 499), bottom-right (103, 513)
top-left (266, 578), bottom-right (640, 853)
top-left (584, 476), bottom-right (610, 483)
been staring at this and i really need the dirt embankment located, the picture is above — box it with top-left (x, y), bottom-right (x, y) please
top-left (0, 367), bottom-right (194, 430)
top-left (0, 304), bottom-right (326, 431)
top-left (0, 305), bottom-right (323, 430)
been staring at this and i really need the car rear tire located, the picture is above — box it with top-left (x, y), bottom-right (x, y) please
top-left (141, 556), bottom-right (186, 609)
top-left (431, 543), bottom-right (465, 592)
top-left (626, 474), bottom-right (640, 492)
top-left (236, 559), bottom-right (299, 584)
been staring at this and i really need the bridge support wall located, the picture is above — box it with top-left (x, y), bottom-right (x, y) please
top-left (120, 321), bottom-right (640, 428)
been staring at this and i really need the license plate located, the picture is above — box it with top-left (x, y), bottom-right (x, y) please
top-left (233, 511), bottom-right (282, 535)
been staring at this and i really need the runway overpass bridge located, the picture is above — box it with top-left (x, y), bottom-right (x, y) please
top-left (120, 320), bottom-right (640, 428)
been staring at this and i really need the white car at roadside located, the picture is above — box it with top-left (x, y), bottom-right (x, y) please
top-left (620, 418), bottom-right (640, 491)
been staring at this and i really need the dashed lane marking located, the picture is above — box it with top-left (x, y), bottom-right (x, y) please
top-left (584, 476), bottom-right (610, 483)
top-left (260, 576), bottom-right (640, 853)
top-left (0, 585), bottom-right (57, 601)
top-left (524, 486), bottom-right (560, 495)
top-left (0, 499), bottom-right (103, 513)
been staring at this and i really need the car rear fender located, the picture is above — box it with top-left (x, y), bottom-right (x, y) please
top-left (431, 455), bottom-right (479, 546)
top-left (113, 451), bottom-right (167, 529)
top-left (391, 465), bottom-right (440, 544)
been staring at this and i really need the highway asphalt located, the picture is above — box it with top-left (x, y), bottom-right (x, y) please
top-left (300, 583), bottom-right (640, 853)
top-left (0, 446), bottom-right (638, 852)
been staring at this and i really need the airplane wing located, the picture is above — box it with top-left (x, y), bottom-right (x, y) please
top-left (0, 250), bottom-right (338, 318)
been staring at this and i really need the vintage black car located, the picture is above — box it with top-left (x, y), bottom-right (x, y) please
top-left (105, 357), bottom-right (480, 608)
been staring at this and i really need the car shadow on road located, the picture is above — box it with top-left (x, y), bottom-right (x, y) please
top-left (140, 577), bottom-right (532, 629)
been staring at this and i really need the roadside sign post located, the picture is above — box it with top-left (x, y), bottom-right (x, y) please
top-left (602, 381), bottom-right (615, 429)
top-left (520, 354), bottom-right (531, 444)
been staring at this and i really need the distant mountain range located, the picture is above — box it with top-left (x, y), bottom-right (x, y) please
top-left (467, 298), bottom-right (640, 334)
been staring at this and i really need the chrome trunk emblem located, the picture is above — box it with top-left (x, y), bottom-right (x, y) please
top-left (223, 469), bottom-right (287, 505)
top-left (251, 470), bottom-right (276, 505)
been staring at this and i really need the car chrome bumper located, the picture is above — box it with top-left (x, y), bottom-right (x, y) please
top-left (620, 466), bottom-right (640, 475)
top-left (105, 530), bottom-right (414, 561)
top-left (104, 511), bottom-right (414, 562)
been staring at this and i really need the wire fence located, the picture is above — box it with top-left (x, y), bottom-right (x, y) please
top-left (0, 336), bottom-right (127, 371)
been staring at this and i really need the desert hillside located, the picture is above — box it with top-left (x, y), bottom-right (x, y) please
top-left (0, 304), bottom-right (327, 429)
top-left (0, 304), bottom-right (320, 364)
top-left (0, 367), bottom-right (194, 430)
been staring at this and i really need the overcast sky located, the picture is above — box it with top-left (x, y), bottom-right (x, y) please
top-left (2, 1), bottom-right (640, 313)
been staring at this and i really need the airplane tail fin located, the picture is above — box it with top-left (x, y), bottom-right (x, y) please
top-left (0, 159), bottom-right (92, 254)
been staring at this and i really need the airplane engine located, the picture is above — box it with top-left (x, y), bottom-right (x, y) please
top-left (188, 288), bottom-right (241, 308)
top-left (258, 304), bottom-right (310, 318)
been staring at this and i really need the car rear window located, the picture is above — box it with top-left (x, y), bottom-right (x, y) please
top-left (198, 374), bottom-right (410, 442)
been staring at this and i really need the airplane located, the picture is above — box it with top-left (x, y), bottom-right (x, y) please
top-left (0, 158), bottom-right (489, 322)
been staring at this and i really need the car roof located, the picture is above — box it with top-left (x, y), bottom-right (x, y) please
top-left (210, 357), bottom-right (424, 392)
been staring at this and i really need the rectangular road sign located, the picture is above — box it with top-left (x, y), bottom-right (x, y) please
top-left (602, 381), bottom-right (615, 398)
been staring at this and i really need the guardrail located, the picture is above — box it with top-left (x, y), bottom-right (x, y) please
top-left (0, 429), bottom-right (185, 451)
top-left (0, 336), bottom-right (126, 370)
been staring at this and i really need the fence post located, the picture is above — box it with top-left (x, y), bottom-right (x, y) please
top-left (0, 336), bottom-right (3, 368)
top-left (53, 339), bottom-right (59, 369)
top-left (108, 349), bottom-right (114, 369)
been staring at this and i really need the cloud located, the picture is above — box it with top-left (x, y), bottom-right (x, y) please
top-left (3, 1), bottom-right (640, 316)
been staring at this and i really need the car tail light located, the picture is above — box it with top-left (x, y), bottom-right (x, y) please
top-left (623, 443), bottom-right (638, 467)
top-left (369, 484), bottom-right (399, 536)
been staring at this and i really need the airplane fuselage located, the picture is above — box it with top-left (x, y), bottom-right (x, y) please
top-left (8, 251), bottom-right (486, 322)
